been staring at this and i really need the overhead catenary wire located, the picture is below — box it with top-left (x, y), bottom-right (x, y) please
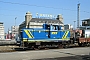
top-left (0, 0), bottom-right (90, 14)
top-left (0, 0), bottom-right (90, 19)
top-left (0, 1), bottom-right (75, 11)
top-left (0, 8), bottom-right (25, 12)
top-left (0, 14), bottom-right (24, 17)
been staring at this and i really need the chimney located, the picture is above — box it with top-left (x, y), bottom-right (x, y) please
top-left (57, 14), bottom-right (63, 23)
top-left (25, 11), bottom-right (32, 28)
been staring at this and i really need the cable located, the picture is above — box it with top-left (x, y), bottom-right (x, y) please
top-left (0, 1), bottom-right (90, 13)
top-left (0, 14), bottom-right (24, 17)
top-left (0, 8), bottom-right (25, 12)
top-left (0, 0), bottom-right (90, 20)
top-left (0, 1), bottom-right (77, 11)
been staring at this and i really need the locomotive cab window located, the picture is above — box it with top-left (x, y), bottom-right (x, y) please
top-left (52, 25), bottom-right (59, 30)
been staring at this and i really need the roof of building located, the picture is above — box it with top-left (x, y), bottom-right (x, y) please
top-left (20, 18), bottom-right (63, 26)
top-left (30, 18), bottom-right (63, 24)
top-left (19, 21), bottom-right (25, 26)
top-left (0, 22), bottom-right (3, 24)
top-left (82, 18), bottom-right (90, 21)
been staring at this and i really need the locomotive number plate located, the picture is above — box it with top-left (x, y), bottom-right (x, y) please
top-left (52, 32), bottom-right (57, 34)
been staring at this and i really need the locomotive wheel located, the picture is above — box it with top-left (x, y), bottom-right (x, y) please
top-left (58, 44), bottom-right (63, 49)
top-left (63, 44), bottom-right (68, 49)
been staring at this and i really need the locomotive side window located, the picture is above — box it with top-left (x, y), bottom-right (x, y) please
top-left (52, 25), bottom-right (59, 30)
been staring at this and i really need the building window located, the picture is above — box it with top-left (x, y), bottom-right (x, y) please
top-left (39, 21), bottom-right (41, 22)
top-left (35, 21), bottom-right (37, 23)
top-left (82, 21), bottom-right (88, 26)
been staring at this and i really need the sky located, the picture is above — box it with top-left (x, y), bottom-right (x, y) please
top-left (0, 0), bottom-right (90, 33)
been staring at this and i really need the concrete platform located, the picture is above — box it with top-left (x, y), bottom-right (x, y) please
top-left (0, 39), bottom-right (16, 45)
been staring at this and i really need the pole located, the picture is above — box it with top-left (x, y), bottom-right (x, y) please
top-left (74, 21), bottom-right (76, 30)
top-left (74, 21), bottom-right (76, 43)
top-left (15, 17), bottom-right (17, 26)
top-left (77, 3), bottom-right (80, 28)
top-left (14, 17), bottom-right (17, 40)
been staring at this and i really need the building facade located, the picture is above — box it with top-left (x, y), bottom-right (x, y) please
top-left (0, 22), bottom-right (4, 39)
top-left (11, 26), bottom-right (19, 37)
top-left (79, 18), bottom-right (90, 30)
top-left (64, 24), bottom-right (73, 30)
top-left (19, 11), bottom-right (64, 31)
top-left (82, 18), bottom-right (90, 26)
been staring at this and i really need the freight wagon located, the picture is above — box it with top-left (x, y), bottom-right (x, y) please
top-left (74, 29), bottom-right (90, 46)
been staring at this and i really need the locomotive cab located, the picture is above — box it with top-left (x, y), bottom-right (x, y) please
top-left (43, 23), bottom-right (64, 39)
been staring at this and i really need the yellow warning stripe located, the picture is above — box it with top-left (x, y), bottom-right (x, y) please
top-left (64, 31), bottom-right (69, 38)
top-left (22, 39), bottom-right (70, 42)
top-left (62, 31), bottom-right (66, 39)
top-left (24, 30), bottom-right (33, 38)
top-left (62, 31), bottom-right (69, 39)
top-left (27, 30), bottom-right (34, 38)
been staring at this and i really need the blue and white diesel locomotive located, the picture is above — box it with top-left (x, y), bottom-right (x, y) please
top-left (19, 23), bottom-right (70, 48)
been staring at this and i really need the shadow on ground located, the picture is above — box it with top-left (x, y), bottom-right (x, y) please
top-left (32, 55), bottom-right (90, 60)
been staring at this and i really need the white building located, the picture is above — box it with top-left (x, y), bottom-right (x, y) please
top-left (79, 18), bottom-right (90, 30)
top-left (64, 24), bottom-right (73, 30)
top-left (0, 22), bottom-right (4, 39)
top-left (11, 26), bottom-right (19, 37)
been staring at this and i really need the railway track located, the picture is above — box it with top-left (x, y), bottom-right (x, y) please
top-left (0, 44), bottom-right (90, 53)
